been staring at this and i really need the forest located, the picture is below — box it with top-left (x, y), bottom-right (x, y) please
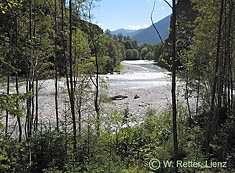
top-left (0, 0), bottom-right (235, 172)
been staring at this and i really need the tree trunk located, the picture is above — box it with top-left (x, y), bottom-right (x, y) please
top-left (54, 0), bottom-right (59, 131)
top-left (69, 0), bottom-right (77, 151)
top-left (94, 51), bottom-right (100, 136)
top-left (185, 57), bottom-right (191, 122)
top-left (5, 75), bottom-right (10, 138)
top-left (80, 0), bottom-right (101, 136)
top-left (195, 76), bottom-right (201, 117)
top-left (207, 0), bottom-right (225, 153)
top-left (227, 0), bottom-right (234, 115)
top-left (27, 1), bottom-right (33, 172)
top-left (172, 0), bottom-right (178, 172)
top-left (15, 11), bottom-right (22, 142)
top-left (15, 74), bottom-right (22, 142)
top-left (34, 79), bottom-right (38, 130)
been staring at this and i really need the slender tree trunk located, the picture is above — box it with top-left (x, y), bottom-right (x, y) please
top-left (15, 11), bottom-right (22, 142)
top-left (94, 51), bottom-right (100, 136)
top-left (34, 79), bottom-right (38, 130)
top-left (207, 0), bottom-right (225, 153)
top-left (87, 113), bottom-right (91, 170)
top-left (69, 0), bottom-right (77, 151)
top-left (25, 80), bottom-right (29, 137)
top-left (31, 0), bottom-right (38, 133)
top-left (185, 57), bottom-right (191, 122)
top-left (229, 1), bottom-right (234, 112)
top-left (54, 0), bottom-right (59, 131)
top-left (195, 76), bottom-right (201, 117)
top-left (27, 1), bottom-right (33, 172)
top-left (77, 78), bottom-right (85, 136)
top-left (172, 0), bottom-right (178, 172)
top-left (5, 75), bottom-right (10, 138)
top-left (26, 0), bottom-right (33, 139)
top-left (87, 0), bottom-right (100, 136)
top-left (15, 73), bottom-right (22, 142)
top-left (227, 0), bottom-right (234, 115)
top-left (31, 77), bottom-right (34, 133)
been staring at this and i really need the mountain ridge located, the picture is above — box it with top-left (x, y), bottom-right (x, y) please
top-left (111, 15), bottom-right (171, 45)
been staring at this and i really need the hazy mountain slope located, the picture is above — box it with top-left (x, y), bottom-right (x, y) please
top-left (111, 29), bottom-right (135, 36)
top-left (131, 15), bottom-right (171, 45)
top-left (111, 15), bottom-right (171, 45)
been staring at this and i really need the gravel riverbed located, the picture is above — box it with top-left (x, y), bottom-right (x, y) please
top-left (102, 61), bottom-right (174, 118)
top-left (2, 60), bottom-right (184, 127)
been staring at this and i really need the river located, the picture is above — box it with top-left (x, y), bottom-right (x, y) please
top-left (102, 60), bottom-right (174, 118)
top-left (1, 60), bottom-right (176, 125)
top-left (103, 60), bottom-right (171, 89)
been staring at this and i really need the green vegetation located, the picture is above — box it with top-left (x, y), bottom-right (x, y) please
top-left (106, 30), bottom-right (164, 61)
top-left (0, 0), bottom-right (235, 172)
top-left (0, 107), bottom-right (206, 173)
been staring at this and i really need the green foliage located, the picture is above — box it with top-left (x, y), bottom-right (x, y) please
top-left (0, 0), bottom-right (23, 14)
top-left (0, 139), bottom-right (27, 172)
top-left (0, 92), bottom-right (29, 118)
top-left (126, 49), bottom-right (140, 60)
top-left (120, 166), bottom-right (145, 173)
top-left (0, 147), bottom-right (10, 171)
top-left (153, 43), bottom-right (164, 61)
top-left (0, 104), bottom-right (226, 172)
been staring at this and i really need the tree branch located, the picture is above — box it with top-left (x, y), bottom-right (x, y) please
top-left (164, 0), bottom-right (172, 9)
top-left (151, 0), bottom-right (164, 44)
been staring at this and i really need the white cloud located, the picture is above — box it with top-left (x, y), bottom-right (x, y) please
top-left (126, 24), bottom-right (149, 30)
top-left (161, 6), bottom-right (165, 10)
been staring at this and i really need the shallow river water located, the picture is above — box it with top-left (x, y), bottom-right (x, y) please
top-left (102, 60), bottom-right (171, 90)
top-left (102, 60), bottom-right (175, 118)
top-left (1, 60), bottom-right (176, 125)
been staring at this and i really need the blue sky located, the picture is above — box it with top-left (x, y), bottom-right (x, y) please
top-left (92, 0), bottom-right (172, 31)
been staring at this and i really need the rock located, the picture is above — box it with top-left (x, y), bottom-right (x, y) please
top-left (110, 95), bottom-right (128, 100)
top-left (139, 103), bottom-right (145, 107)
top-left (134, 94), bottom-right (140, 99)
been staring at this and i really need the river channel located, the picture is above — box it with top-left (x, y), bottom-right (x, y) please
top-left (102, 60), bottom-right (174, 118)
top-left (103, 60), bottom-right (171, 89)
top-left (1, 60), bottom-right (176, 125)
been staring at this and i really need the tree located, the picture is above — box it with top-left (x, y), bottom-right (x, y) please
top-left (207, 0), bottom-right (225, 153)
top-left (80, 0), bottom-right (104, 136)
top-left (104, 29), bottom-right (112, 38)
top-left (54, 0), bottom-right (59, 132)
top-left (140, 47), bottom-right (148, 60)
top-left (126, 49), bottom-right (139, 60)
top-left (153, 43), bottom-right (163, 62)
top-left (171, 0), bottom-right (178, 172)
top-left (68, 0), bottom-right (77, 152)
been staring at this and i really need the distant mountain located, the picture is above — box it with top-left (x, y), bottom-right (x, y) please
top-left (111, 29), bottom-right (135, 36)
top-left (111, 15), bottom-right (171, 45)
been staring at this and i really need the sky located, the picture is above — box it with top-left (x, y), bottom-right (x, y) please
top-left (92, 0), bottom-right (172, 31)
